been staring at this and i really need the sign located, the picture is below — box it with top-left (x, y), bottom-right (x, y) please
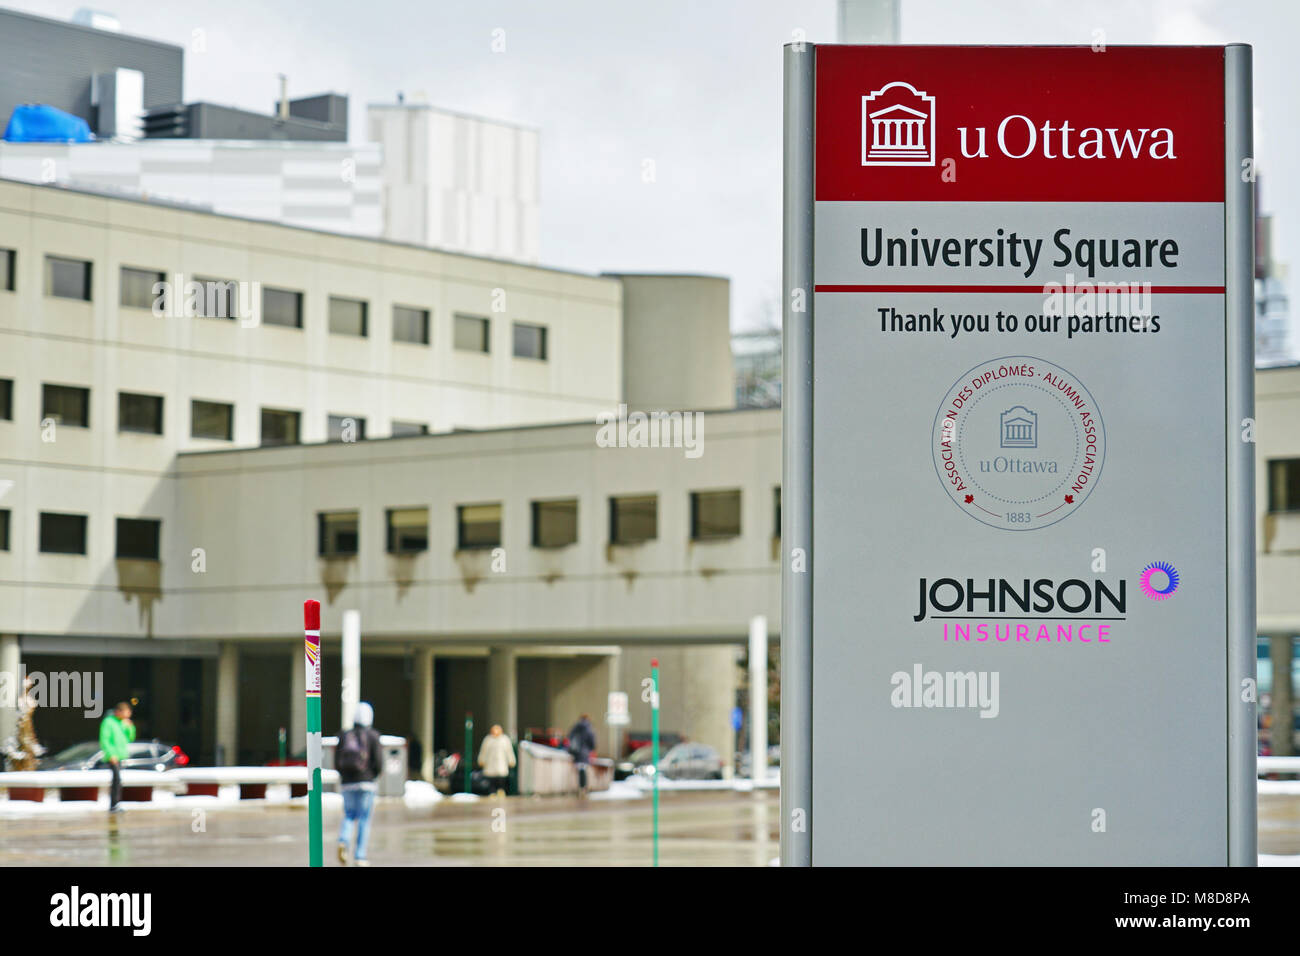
top-left (606, 691), bottom-right (629, 726)
top-left (781, 45), bottom-right (1256, 866)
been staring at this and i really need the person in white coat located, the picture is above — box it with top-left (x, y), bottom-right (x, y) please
top-left (477, 724), bottom-right (516, 797)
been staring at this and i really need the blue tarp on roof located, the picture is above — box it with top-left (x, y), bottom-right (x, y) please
top-left (4, 104), bottom-right (94, 143)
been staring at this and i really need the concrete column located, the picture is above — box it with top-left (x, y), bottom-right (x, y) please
top-left (289, 641), bottom-right (306, 759)
top-left (0, 635), bottom-right (19, 746)
top-left (1272, 634), bottom-right (1295, 756)
top-left (216, 642), bottom-right (239, 766)
top-left (412, 648), bottom-right (435, 781)
top-left (341, 610), bottom-right (361, 730)
top-left (487, 646), bottom-right (518, 742)
top-left (606, 651), bottom-right (623, 760)
top-left (682, 645), bottom-right (737, 779)
top-left (749, 615), bottom-right (769, 782)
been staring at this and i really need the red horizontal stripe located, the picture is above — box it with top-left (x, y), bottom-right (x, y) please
top-left (814, 284), bottom-right (1225, 294)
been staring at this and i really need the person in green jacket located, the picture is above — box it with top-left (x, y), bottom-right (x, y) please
top-left (99, 702), bottom-right (135, 813)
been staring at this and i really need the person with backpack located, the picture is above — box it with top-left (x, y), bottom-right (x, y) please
top-left (336, 701), bottom-right (382, 866)
top-left (566, 714), bottom-right (597, 796)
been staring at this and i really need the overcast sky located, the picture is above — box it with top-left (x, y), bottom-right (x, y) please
top-left (11, 0), bottom-right (1299, 331)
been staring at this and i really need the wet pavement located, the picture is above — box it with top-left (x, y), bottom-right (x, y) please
top-left (2, 788), bottom-right (1296, 865)
top-left (0, 790), bottom-right (781, 867)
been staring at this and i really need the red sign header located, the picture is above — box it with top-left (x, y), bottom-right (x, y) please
top-left (815, 46), bottom-right (1225, 203)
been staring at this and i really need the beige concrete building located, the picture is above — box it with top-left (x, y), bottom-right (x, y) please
top-left (0, 177), bottom-right (757, 774)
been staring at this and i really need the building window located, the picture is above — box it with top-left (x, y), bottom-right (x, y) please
top-left (0, 509), bottom-right (9, 550)
top-left (191, 399), bottom-right (234, 441)
top-left (260, 407), bottom-right (301, 446)
top-left (610, 494), bottom-right (657, 545)
top-left (774, 486), bottom-right (781, 538)
top-left (512, 322), bottom-right (548, 360)
top-left (45, 255), bottom-right (92, 301)
top-left (118, 392), bottom-right (164, 435)
top-left (454, 314), bottom-right (490, 353)
top-left (691, 490), bottom-right (741, 540)
top-left (393, 306), bottom-right (430, 345)
top-left (318, 511), bottom-right (359, 557)
top-left (39, 512), bottom-right (87, 555)
top-left (42, 384), bottom-right (90, 428)
top-left (391, 421), bottom-right (428, 437)
top-left (532, 498), bottom-right (578, 548)
top-left (387, 508), bottom-right (429, 553)
top-left (1, 249), bottom-right (15, 291)
top-left (1269, 459), bottom-right (1300, 513)
top-left (194, 277), bottom-right (239, 320)
top-left (328, 415), bottom-right (366, 442)
top-left (120, 267), bottom-right (164, 310)
top-left (116, 517), bottom-right (160, 560)
top-left (262, 287), bottom-right (303, 328)
top-left (0, 378), bottom-right (11, 420)
top-left (329, 296), bottom-right (368, 337)
top-left (457, 503), bottom-right (502, 550)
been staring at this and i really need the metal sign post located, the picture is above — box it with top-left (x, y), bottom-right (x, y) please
top-left (782, 43), bottom-right (1256, 866)
top-left (303, 599), bottom-right (323, 867)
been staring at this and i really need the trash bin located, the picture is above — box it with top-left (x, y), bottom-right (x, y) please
top-left (322, 734), bottom-right (408, 797)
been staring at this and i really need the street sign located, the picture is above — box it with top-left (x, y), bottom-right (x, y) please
top-left (606, 690), bottom-right (629, 726)
top-left (782, 44), bottom-right (1255, 865)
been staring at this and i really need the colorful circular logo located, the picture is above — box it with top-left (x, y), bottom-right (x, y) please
top-left (931, 355), bottom-right (1105, 531)
top-left (1140, 562), bottom-right (1180, 601)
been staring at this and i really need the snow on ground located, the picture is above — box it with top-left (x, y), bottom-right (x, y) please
top-left (402, 779), bottom-right (443, 806)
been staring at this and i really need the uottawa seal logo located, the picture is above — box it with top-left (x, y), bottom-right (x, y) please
top-left (931, 355), bottom-right (1105, 531)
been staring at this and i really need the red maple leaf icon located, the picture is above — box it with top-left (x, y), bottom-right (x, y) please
top-left (964, 494), bottom-right (974, 504)
top-left (1064, 494), bottom-right (1074, 504)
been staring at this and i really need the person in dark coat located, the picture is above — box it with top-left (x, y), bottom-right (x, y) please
top-left (566, 714), bottom-right (597, 795)
top-left (336, 701), bottom-right (383, 866)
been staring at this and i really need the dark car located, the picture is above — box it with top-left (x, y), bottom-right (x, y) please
top-left (615, 744), bottom-right (656, 780)
top-left (39, 739), bottom-right (190, 772)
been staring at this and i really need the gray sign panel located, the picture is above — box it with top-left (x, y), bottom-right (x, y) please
top-left (781, 44), bottom-right (1256, 866)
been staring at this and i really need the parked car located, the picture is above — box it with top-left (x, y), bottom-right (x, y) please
top-left (735, 745), bottom-right (781, 777)
top-left (633, 742), bottom-right (724, 781)
top-left (39, 739), bottom-right (189, 772)
top-left (615, 744), bottom-right (656, 780)
top-left (624, 730), bottom-right (682, 754)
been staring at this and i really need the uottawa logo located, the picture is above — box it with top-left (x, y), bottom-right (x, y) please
top-left (862, 81), bottom-right (935, 167)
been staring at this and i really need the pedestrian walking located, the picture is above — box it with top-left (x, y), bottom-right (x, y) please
top-left (477, 724), bottom-right (515, 796)
top-left (336, 701), bottom-right (382, 866)
top-left (566, 713), bottom-right (597, 796)
top-left (98, 702), bottom-right (135, 813)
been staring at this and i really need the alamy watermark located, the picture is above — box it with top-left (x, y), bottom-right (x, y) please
top-left (152, 274), bottom-right (260, 327)
top-left (596, 404), bottom-right (703, 459)
top-left (0, 665), bottom-right (103, 718)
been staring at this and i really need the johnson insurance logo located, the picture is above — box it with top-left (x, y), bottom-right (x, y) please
top-left (861, 81), bottom-right (935, 167)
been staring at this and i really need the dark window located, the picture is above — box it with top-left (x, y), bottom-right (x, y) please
top-left (39, 512), bottom-right (87, 554)
top-left (774, 486), bottom-right (781, 538)
top-left (42, 384), bottom-right (90, 427)
top-left (262, 287), bottom-right (303, 328)
top-left (194, 277), bottom-right (239, 320)
top-left (512, 322), bottom-right (548, 360)
top-left (1269, 459), bottom-right (1300, 513)
top-left (387, 508), bottom-right (429, 553)
top-left (260, 407), bottom-right (301, 446)
top-left (393, 306), bottom-right (430, 345)
top-left (191, 400), bottom-right (234, 441)
top-left (116, 518), bottom-right (160, 560)
top-left (318, 511), bottom-right (359, 557)
top-left (0, 249), bottom-right (14, 291)
top-left (118, 392), bottom-right (164, 435)
top-left (0, 379), bottom-right (11, 420)
top-left (329, 296), bottom-right (368, 337)
top-left (120, 267), bottom-right (164, 310)
top-left (610, 495), bottom-right (657, 545)
top-left (45, 256), bottom-right (92, 301)
top-left (0, 509), bottom-right (8, 550)
top-left (457, 503), bottom-right (501, 550)
top-left (532, 498), bottom-right (578, 548)
top-left (328, 415), bottom-right (366, 442)
top-left (391, 420), bottom-right (428, 437)
top-left (454, 314), bottom-right (490, 353)
top-left (691, 490), bottom-right (741, 540)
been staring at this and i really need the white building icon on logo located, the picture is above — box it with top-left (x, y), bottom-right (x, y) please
top-left (861, 81), bottom-right (935, 166)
